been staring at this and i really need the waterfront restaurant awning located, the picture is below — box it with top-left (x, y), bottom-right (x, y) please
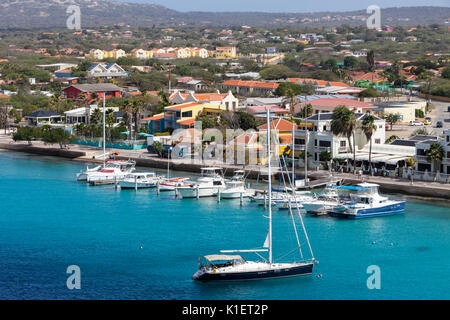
top-left (375, 155), bottom-right (407, 165)
top-left (335, 153), bottom-right (353, 160)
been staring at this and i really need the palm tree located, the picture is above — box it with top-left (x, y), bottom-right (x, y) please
top-left (425, 143), bottom-right (444, 173)
top-left (121, 99), bottom-right (133, 141)
top-left (105, 109), bottom-right (117, 142)
top-left (90, 108), bottom-right (102, 125)
top-left (132, 100), bottom-right (142, 141)
top-left (366, 50), bottom-right (375, 72)
top-left (49, 93), bottom-right (63, 114)
top-left (361, 115), bottom-right (377, 171)
top-left (331, 105), bottom-right (356, 170)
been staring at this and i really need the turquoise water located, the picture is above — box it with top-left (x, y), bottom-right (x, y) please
top-left (0, 151), bottom-right (449, 300)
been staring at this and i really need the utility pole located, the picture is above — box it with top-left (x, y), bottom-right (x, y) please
top-left (168, 64), bottom-right (172, 94)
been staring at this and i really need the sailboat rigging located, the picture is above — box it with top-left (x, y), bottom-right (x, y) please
top-left (192, 108), bottom-right (316, 281)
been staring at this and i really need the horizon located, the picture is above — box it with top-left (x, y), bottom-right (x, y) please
top-left (115, 0), bottom-right (450, 13)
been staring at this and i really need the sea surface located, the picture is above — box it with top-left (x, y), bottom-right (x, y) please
top-left (0, 151), bottom-right (449, 300)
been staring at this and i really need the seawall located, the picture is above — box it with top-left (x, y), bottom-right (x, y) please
top-left (0, 143), bottom-right (86, 159)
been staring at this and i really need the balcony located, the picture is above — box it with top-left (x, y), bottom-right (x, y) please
top-left (314, 146), bottom-right (331, 152)
top-left (415, 155), bottom-right (429, 162)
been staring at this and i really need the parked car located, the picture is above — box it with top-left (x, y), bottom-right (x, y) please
top-left (409, 120), bottom-right (424, 126)
top-left (424, 117), bottom-right (432, 125)
top-left (436, 121), bottom-right (443, 128)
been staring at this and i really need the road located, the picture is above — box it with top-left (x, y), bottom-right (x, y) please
top-left (384, 99), bottom-right (450, 139)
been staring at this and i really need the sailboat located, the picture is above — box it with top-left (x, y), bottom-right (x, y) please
top-left (192, 109), bottom-right (315, 281)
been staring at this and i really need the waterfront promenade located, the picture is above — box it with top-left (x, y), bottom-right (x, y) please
top-left (1, 133), bottom-right (450, 199)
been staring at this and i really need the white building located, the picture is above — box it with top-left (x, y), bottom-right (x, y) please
top-left (415, 130), bottom-right (450, 174)
top-left (294, 112), bottom-right (386, 165)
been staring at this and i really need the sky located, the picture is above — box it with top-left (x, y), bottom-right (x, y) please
top-left (117, 0), bottom-right (450, 13)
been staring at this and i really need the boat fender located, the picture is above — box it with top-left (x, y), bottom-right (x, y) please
top-left (213, 269), bottom-right (217, 273)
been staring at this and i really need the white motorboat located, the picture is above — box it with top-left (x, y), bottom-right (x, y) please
top-left (250, 190), bottom-right (312, 206)
top-left (177, 167), bottom-right (226, 198)
top-left (86, 160), bottom-right (136, 185)
top-left (273, 192), bottom-right (314, 211)
top-left (76, 164), bottom-right (102, 181)
top-left (219, 170), bottom-right (254, 199)
top-left (119, 172), bottom-right (161, 189)
top-left (302, 186), bottom-right (341, 215)
top-left (159, 177), bottom-right (191, 191)
top-left (331, 183), bottom-right (406, 219)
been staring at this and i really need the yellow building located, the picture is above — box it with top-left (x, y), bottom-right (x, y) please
top-left (146, 102), bottom-right (227, 133)
top-left (130, 48), bottom-right (152, 60)
top-left (86, 49), bottom-right (105, 60)
top-left (214, 47), bottom-right (237, 59)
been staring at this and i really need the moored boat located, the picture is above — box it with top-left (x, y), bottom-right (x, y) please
top-left (119, 172), bottom-right (161, 189)
top-left (86, 160), bottom-right (136, 185)
top-left (159, 177), bottom-right (191, 191)
top-left (330, 183), bottom-right (406, 218)
top-left (177, 167), bottom-right (226, 198)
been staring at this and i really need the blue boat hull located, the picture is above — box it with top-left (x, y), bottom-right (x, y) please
top-left (330, 201), bottom-right (405, 219)
top-left (192, 263), bottom-right (314, 281)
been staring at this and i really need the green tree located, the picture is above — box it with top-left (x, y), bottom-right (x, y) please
top-left (344, 56), bottom-right (358, 69)
top-left (361, 115), bottom-right (377, 170)
top-left (331, 106), bottom-right (356, 168)
top-left (105, 109), bottom-right (117, 142)
top-left (259, 65), bottom-right (296, 80)
top-left (425, 143), bottom-right (444, 172)
top-left (385, 135), bottom-right (399, 144)
top-left (358, 88), bottom-right (379, 98)
top-left (236, 111), bottom-right (257, 130)
top-left (441, 67), bottom-right (450, 79)
top-left (90, 108), bottom-right (103, 125)
top-left (366, 50), bottom-right (375, 71)
top-left (384, 113), bottom-right (401, 131)
top-left (274, 82), bottom-right (302, 97)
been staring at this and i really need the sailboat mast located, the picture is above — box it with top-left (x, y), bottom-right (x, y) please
top-left (103, 93), bottom-right (106, 168)
top-left (266, 108), bottom-right (272, 264)
top-left (292, 120), bottom-right (295, 193)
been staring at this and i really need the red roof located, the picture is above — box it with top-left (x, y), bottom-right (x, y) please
top-left (222, 80), bottom-right (279, 89)
top-left (258, 118), bottom-right (297, 131)
top-left (288, 78), bottom-right (348, 87)
top-left (177, 118), bottom-right (195, 126)
top-left (194, 93), bottom-right (227, 102)
top-left (142, 114), bottom-right (164, 121)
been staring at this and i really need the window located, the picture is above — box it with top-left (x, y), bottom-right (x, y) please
top-left (182, 111), bottom-right (192, 118)
top-left (340, 141), bottom-right (346, 147)
top-left (295, 138), bottom-right (305, 145)
top-left (319, 140), bottom-right (331, 147)
top-left (417, 149), bottom-right (425, 156)
top-left (375, 139), bottom-right (381, 144)
top-left (323, 125), bottom-right (327, 131)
